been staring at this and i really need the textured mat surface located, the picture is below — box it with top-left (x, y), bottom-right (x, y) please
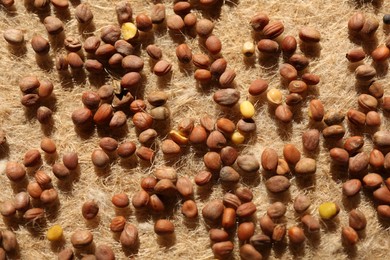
top-left (0, 0), bottom-right (389, 259)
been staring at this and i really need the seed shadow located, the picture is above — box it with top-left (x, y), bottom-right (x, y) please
top-left (35, 53), bottom-right (54, 72)
top-left (78, 22), bottom-right (96, 40)
top-left (7, 44), bottom-right (28, 57)
top-left (299, 42), bottom-right (321, 58)
top-left (295, 175), bottom-right (317, 191)
top-left (288, 242), bottom-right (305, 258)
top-left (49, 238), bottom-right (66, 253)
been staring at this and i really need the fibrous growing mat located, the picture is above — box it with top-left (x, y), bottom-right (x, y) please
top-left (0, 0), bottom-right (389, 259)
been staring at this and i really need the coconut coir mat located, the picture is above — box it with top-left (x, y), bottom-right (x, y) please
top-left (0, 0), bottom-right (389, 259)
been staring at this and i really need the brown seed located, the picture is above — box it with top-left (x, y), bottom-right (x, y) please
top-left (1, 230), bottom-right (18, 252)
top-left (131, 190), bottom-right (149, 209)
top-left (71, 230), bottom-right (93, 249)
top-left (136, 13), bottom-right (152, 32)
top-left (64, 36), bottom-right (81, 52)
top-left (202, 199), bottom-right (224, 222)
top-left (362, 173), bottom-right (383, 189)
top-left (358, 94), bottom-right (378, 112)
top-left (237, 222), bottom-right (255, 241)
top-left (153, 60), bottom-right (172, 76)
top-left (377, 205), bottom-right (390, 219)
top-left (236, 202), bottom-right (256, 218)
top-left (212, 241), bottom-right (234, 259)
top-left (85, 59), bottom-right (103, 73)
top-left (148, 194), bottom-right (165, 212)
top-left (52, 163), bottom-right (70, 179)
top-left (249, 79), bottom-right (268, 96)
top-left (151, 3), bottom-right (165, 24)
top-left (216, 118), bottom-right (235, 135)
top-left (36, 106), bottom-right (52, 124)
top-left (286, 93), bottom-right (303, 106)
top-left (206, 131), bottom-right (227, 150)
top-left (31, 35), bottom-right (50, 54)
top-left (192, 54), bottom-right (210, 69)
top-left (250, 234), bottom-right (272, 249)
top-left (294, 194), bottom-right (311, 213)
top-left (184, 13), bottom-right (197, 27)
top-left (0, 201), bottom-right (16, 217)
top-left (240, 244), bottom-right (263, 260)
top-left (276, 159), bottom-right (290, 175)
top-left (100, 25), bottom-right (121, 45)
top-left (204, 151), bottom-right (222, 171)
top-left (237, 118), bottom-right (256, 134)
top-left (40, 188), bottom-right (58, 204)
top-left (288, 80), bottom-right (308, 93)
top-left (154, 179), bottom-right (177, 196)
top-left (280, 35), bottom-right (297, 55)
top-left (347, 109), bottom-right (366, 126)
top-left (196, 19), bottom-right (214, 37)
top-left (210, 58), bottom-right (227, 77)
top-left (154, 219), bottom-right (174, 235)
top-left (355, 64), bottom-right (376, 81)
top-left (289, 54), bottom-right (309, 70)
top-left (323, 125), bottom-right (346, 139)
top-left (50, 0), bottom-right (69, 9)
top-left (83, 36), bottom-right (100, 54)
top-left (213, 89), bottom-right (240, 107)
top-left (21, 94), bottom-right (39, 107)
top-left (117, 142), bottom-right (136, 158)
top-left (40, 137), bottom-right (56, 154)
top-left (122, 55), bottom-right (144, 72)
top-left (91, 149), bottom-right (110, 168)
top-left (209, 229), bottom-right (229, 242)
top-left (93, 104), bottom-right (113, 125)
top-left (132, 112), bottom-right (153, 131)
top-left (43, 16), bottom-right (64, 34)
top-left (299, 26), bottom-right (321, 42)
top-left (265, 176), bottom-right (290, 193)
top-left (112, 193), bottom-right (129, 208)
top-left (136, 146), bottom-right (154, 161)
top-left (349, 209), bottom-right (367, 231)
top-left (205, 35), bottom-right (222, 55)
top-left (27, 182), bottom-right (43, 199)
top-left (235, 187), bottom-right (253, 203)
top-left (373, 186), bottom-right (390, 205)
top-left (342, 226), bottom-right (359, 245)
top-left (121, 72), bottom-right (142, 89)
top-left (267, 202), bottom-right (287, 218)
top-left (178, 118), bottom-right (194, 137)
top-left (309, 99), bottom-right (324, 121)
top-left (119, 225), bottom-right (143, 247)
top-left (346, 47), bottom-right (366, 62)
top-left (181, 200), bottom-right (198, 218)
top-left (23, 207), bottom-right (45, 221)
top-left (344, 135), bottom-right (364, 154)
top-left (72, 107), bottom-right (92, 126)
top-left (279, 63), bottom-right (298, 81)
top-left (3, 28), bottom-right (24, 45)
top-left (302, 129), bottom-right (320, 151)
top-left (250, 12), bottom-right (269, 31)
top-left (38, 80), bottom-right (53, 98)
top-left (175, 43), bottom-right (192, 63)
top-left (342, 179), bottom-right (361, 197)
top-left (261, 148), bottom-right (278, 171)
top-left (139, 129), bottom-right (158, 144)
top-left (301, 214), bottom-right (320, 232)
top-left (19, 76), bottom-right (40, 94)
top-left (273, 94), bottom-right (295, 115)
top-left (263, 21), bottom-right (284, 39)
top-left (283, 144), bottom-right (301, 165)
top-left (110, 216), bottom-right (126, 232)
top-left (14, 191), bottom-right (29, 211)
top-left (194, 171), bottom-right (212, 186)
top-left (67, 52), bottom-right (84, 69)
top-left (95, 43), bottom-right (116, 58)
top-left (288, 226), bottom-right (305, 244)
top-left (220, 146), bottom-right (238, 166)
top-left (82, 200), bottom-right (99, 220)
top-left (176, 176), bottom-right (193, 198)
top-left (368, 82), bottom-right (384, 99)
top-left (99, 137), bottom-right (118, 152)
top-left (370, 149), bottom-right (384, 169)
top-left (166, 15), bottom-right (185, 31)
top-left (349, 152), bottom-right (369, 174)
top-left (361, 17), bottom-right (379, 35)
top-left (23, 149), bottom-right (41, 167)
top-left (259, 214), bottom-right (275, 236)
top-left (34, 170), bottom-right (51, 187)
top-left (366, 111), bottom-right (381, 126)
top-left (222, 208), bottom-right (236, 229)
top-left (257, 39), bottom-right (279, 54)
top-left (348, 12), bottom-right (365, 32)
top-left (95, 245), bottom-right (115, 260)
top-left (194, 69), bottom-right (212, 83)
top-left (371, 45), bottom-right (390, 62)
top-left (272, 225), bottom-right (287, 242)
top-left (373, 131), bottom-right (390, 148)
top-left (116, 1), bottom-right (132, 24)
top-left (295, 158), bottom-right (316, 175)
top-left (236, 155), bottom-right (260, 173)
top-left (74, 3), bottom-right (93, 24)
top-left (150, 107), bottom-right (169, 121)
top-left (109, 111), bottom-right (127, 129)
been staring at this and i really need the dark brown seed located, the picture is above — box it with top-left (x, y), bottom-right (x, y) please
top-left (344, 136), bottom-right (364, 154)
top-left (281, 35), bottom-right (297, 54)
top-left (31, 35), bottom-right (50, 54)
top-left (240, 244), bottom-right (263, 260)
top-left (84, 36), bottom-right (101, 53)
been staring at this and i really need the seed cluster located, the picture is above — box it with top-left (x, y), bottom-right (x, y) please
top-left (0, 0), bottom-right (390, 259)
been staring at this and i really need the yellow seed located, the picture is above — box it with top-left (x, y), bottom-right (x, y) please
top-left (231, 131), bottom-right (245, 144)
top-left (242, 41), bottom-right (255, 57)
top-left (240, 101), bottom-right (255, 118)
top-left (318, 202), bottom-right (339, 219)
top-left (169, 130), bottom-right (188, 145)
top-left (121, 23), bottom-right (139, 41)
top-left (267, 89), bottom-right (282, 105)
top-left (47, 225), bottom-right (63, 241)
